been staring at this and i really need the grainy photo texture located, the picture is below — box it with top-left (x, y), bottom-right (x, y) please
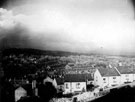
top-left (0, 0), bottom-right (135, 102)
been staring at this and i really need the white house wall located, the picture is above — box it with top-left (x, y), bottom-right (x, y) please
top-left (64, 82), bottom-right (86, 94)
top-left (71, 82), bottom-right (86, 93)
top-left (108, 76), bottom-right (121, 87)
top-left (15, 87), bottom-right (27, 102)
top-left (94, 69), bottom-right (121, 88)
top-left (120, 74), bottom-right (134, 84)
top-left (133, 74), bottom-right (135, 81)
top-left (102, 77), bottom-right (109, 88)
top-left (64, 82), bottom-right (71, 94)
top-left (94, 69), bottom-right (103, 87)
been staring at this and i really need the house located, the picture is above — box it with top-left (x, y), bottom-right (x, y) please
top-left (15, 84), bottom-right (33, 102)
top-left (94, 66), bottom-right (121, 89)
top-left (63, 74), bottom-right (87, 94)
top-left (65, 66), bottom-right (96, 79)
top-left (55, 78), bottom-right (64, 93)
top-left (15, 86), bottom-right (27, 102)
top-left (116, 66), bottom-right (135, 84)
top-left (43, 76), bottom-right (57, 87)
top-left (65, 63), bottom-right (74, 69)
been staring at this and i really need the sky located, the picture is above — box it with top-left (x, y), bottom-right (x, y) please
top-left (0, 0), bottom-right (135, 55)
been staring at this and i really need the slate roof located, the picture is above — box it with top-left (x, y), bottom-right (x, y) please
top-left (85, 74), bottom-right (93, 81)
top-left (15, 84), bottom-right (32, 95)
top-left (65, 67), bottom-right (96, 74)
top-left (117, 66), bottom-right (135, 74)
top-left (15, 86), bottom-right (27, 92)
top-left (55, 78), bottom-right (64, 85)
top-left (64, 74), bottom-right (93, 82)
top-left (98, 67), bottom-right (120, 77)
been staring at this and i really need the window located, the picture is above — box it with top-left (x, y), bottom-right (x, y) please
top-left (113, 77), bottom-right (116, 79)
top-left (66, 83), bottom-right (69, 89)
top-left (103, 78), bottom-right (106, 81)
top-left (103, 78), bottom-right (106, 83)
top-left (76, 83), bottom-right (80, 89)
top-left (125, 74), bottom-right (129, 77)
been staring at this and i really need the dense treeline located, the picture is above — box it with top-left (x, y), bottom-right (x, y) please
top-left (2, 56), bottom-right (38, 78)
top-left (1, 48), bottom-right (65, 78)
top-left (2, 48), bottom-right (83, 56)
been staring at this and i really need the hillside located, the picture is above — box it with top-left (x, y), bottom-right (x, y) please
top-left (2, 48), bottom-right (83, 56)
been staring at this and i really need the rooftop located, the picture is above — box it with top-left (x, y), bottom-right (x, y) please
top-left (64, 74), bottom-right (93, 82)
top-left (117, 66), bottom-right (135, 74)
top-left (98, 67), bottom-right (120, 77)
top-left (55, 78), bottom-right (64, 85)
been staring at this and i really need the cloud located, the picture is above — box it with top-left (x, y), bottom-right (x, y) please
top-left (0, 8), bottom-right (42, 49)
top-left (0, 8), bottom-right (79, 51)
top-left (0, 8), bottom-right (16, 28)
top-left (0, 0), bottom-right (135, 55)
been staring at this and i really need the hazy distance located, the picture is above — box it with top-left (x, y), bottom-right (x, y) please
top-left (0, 0), bottom-right (135, 55)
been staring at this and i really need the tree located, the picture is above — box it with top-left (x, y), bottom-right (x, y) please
top-left (38, 82), bottom-right (57, 102)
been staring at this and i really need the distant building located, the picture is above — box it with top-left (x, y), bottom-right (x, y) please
top-left (116, 66), bottom-right (135, 84)
top-left (65, 66), bottom-right (95, 77)
top-left (94, 66), bottom-right (121, 89)
top-left (65, 64), bottom-right (73, 69)
top-left (63, 74), bottom-right (87, 94)
top-left (43, 76), bottom-right (57, 88)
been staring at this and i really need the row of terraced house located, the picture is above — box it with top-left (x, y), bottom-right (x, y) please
top-left (14, 64), bottom-right (135, 101)
top-left (94, 65), bottom-right (135, 89)
top-left (64, 64), bottom-right (135, 94)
